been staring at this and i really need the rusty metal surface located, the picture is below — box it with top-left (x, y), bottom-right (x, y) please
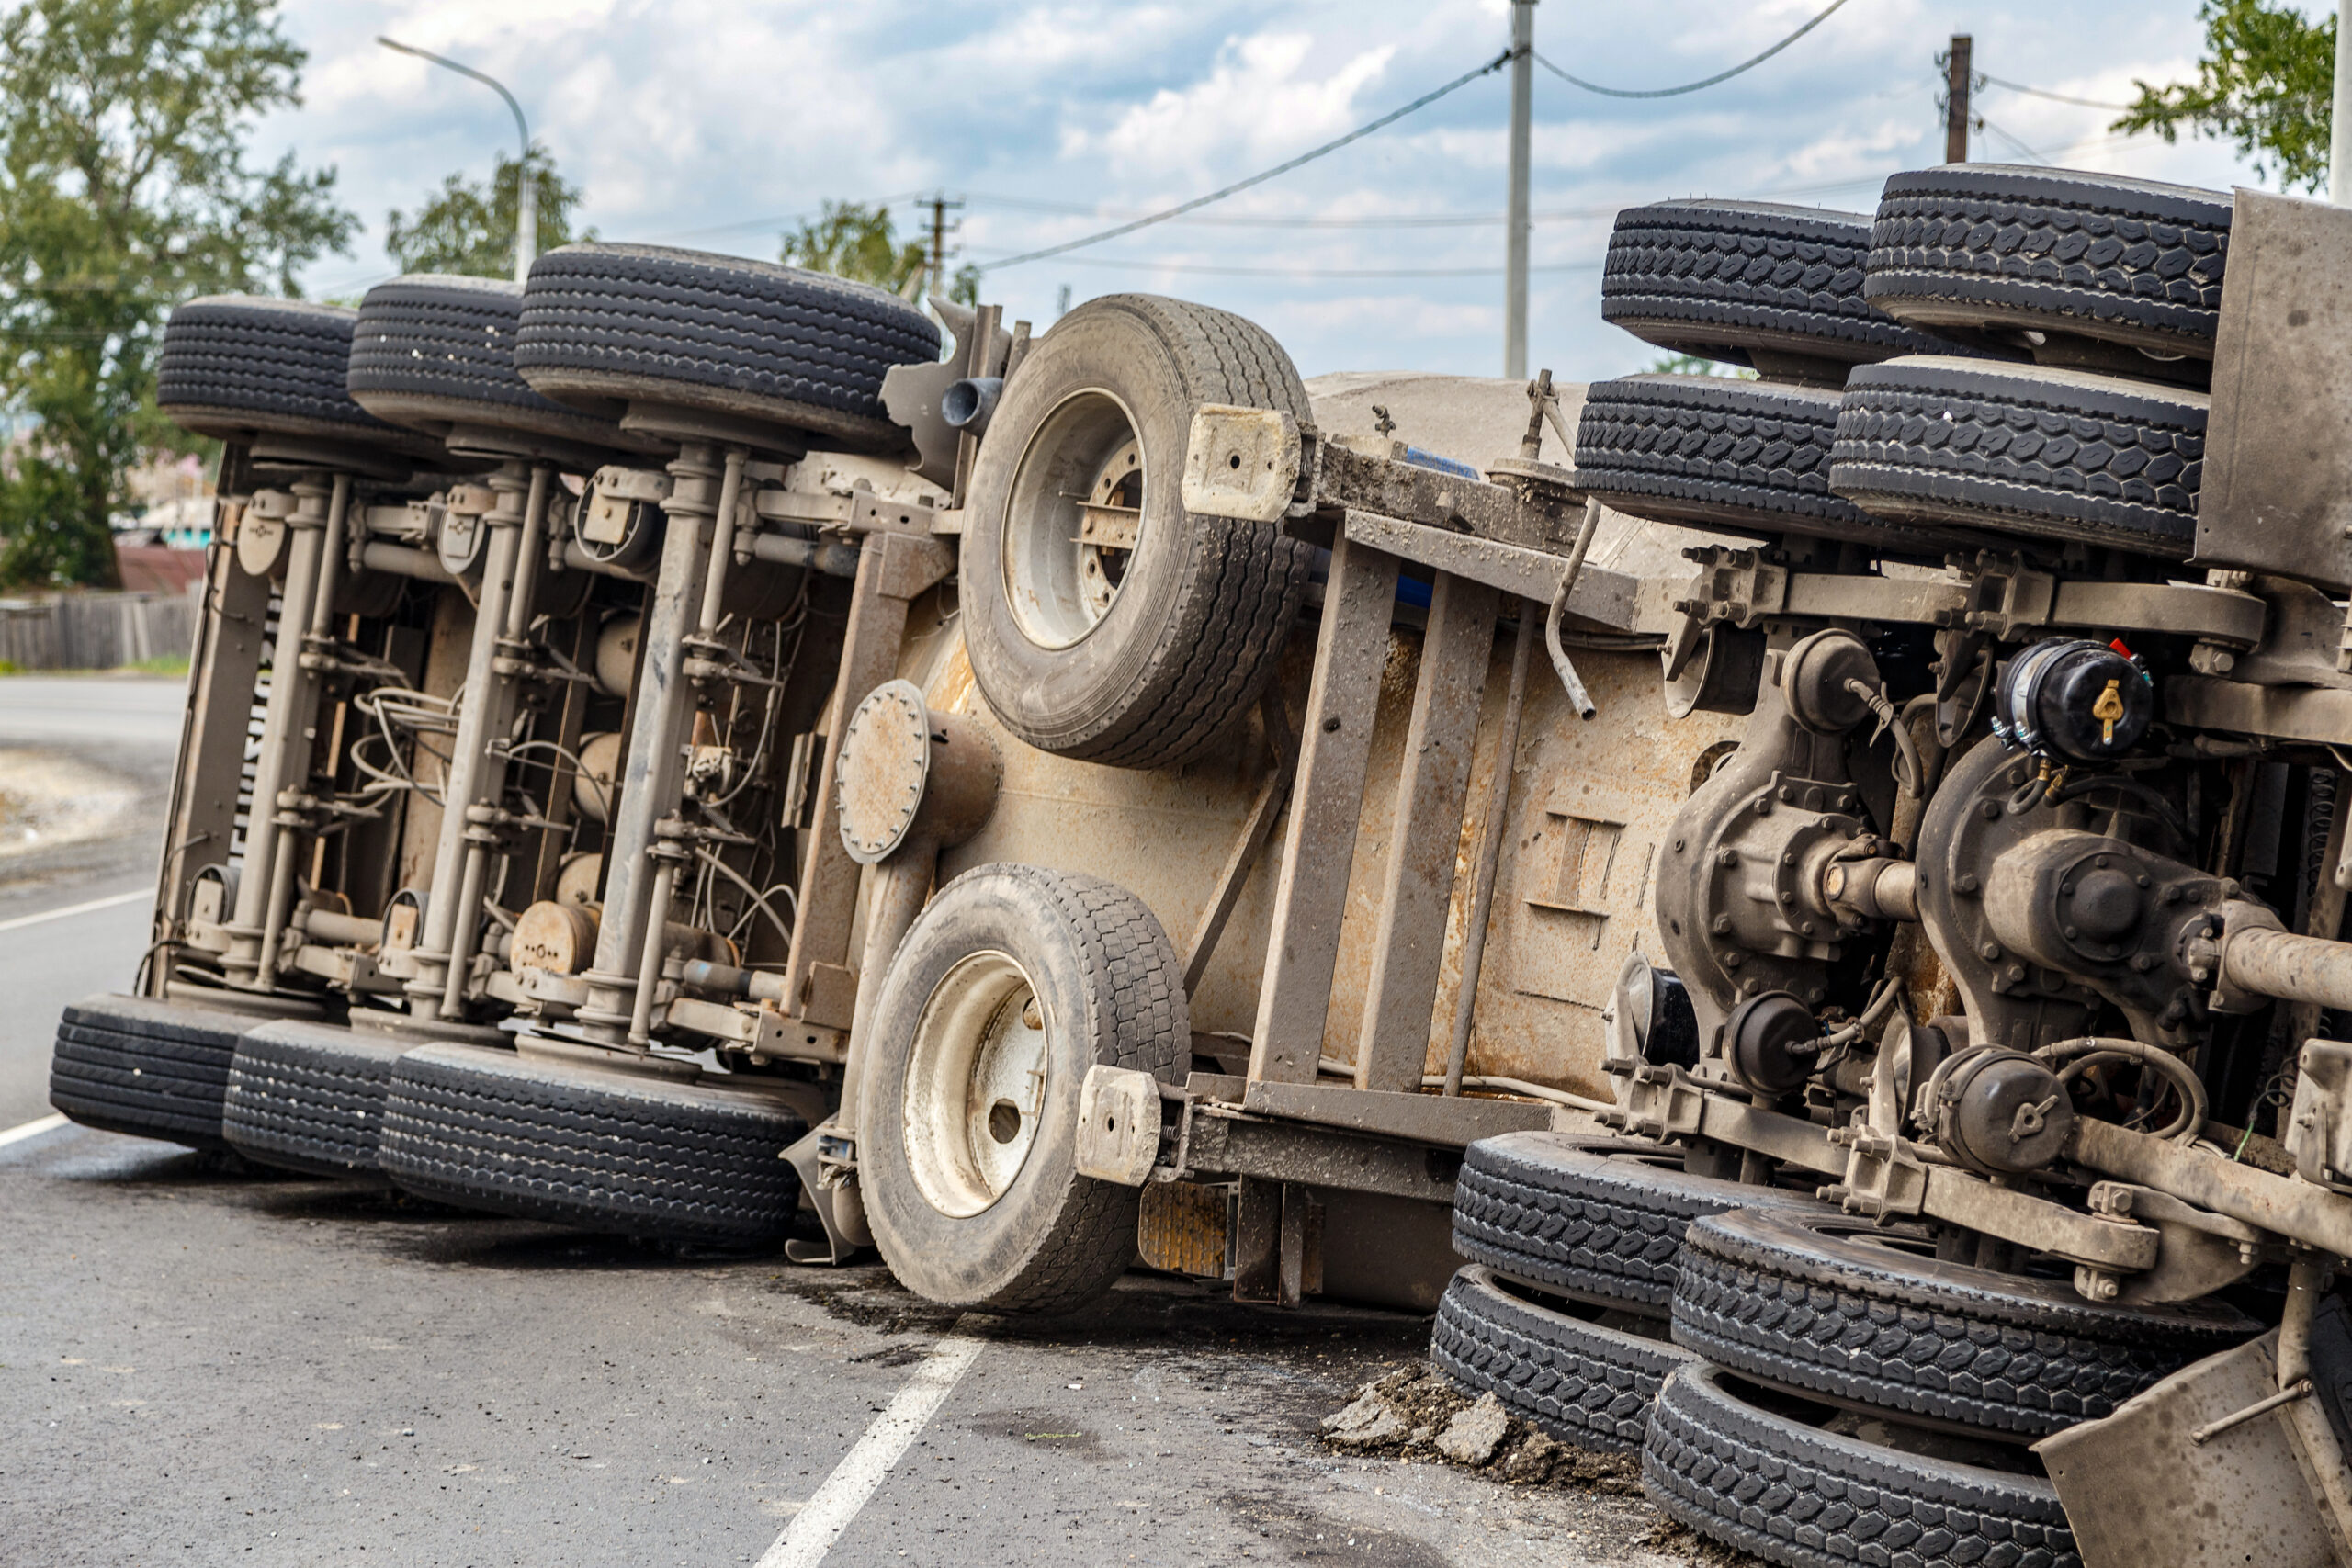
top-left (2038, 1332), bottom-right (2352, 1568)
top-left (1136, 1180), bottom-right (1231, 1277)
top-left (1239, 1080), bottom-right (1549, 1145)
top-left (2199, 187), bottom-right (2352, 591)
top-left (1182, 1111), bottom-right (1457, 1205)
top-left (1354, 571), bottom-right (1498, 1091)
top-left (1248, 533), bottom-right (1400, 1086)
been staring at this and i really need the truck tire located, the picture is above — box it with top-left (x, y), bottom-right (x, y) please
top-left (49, 994), bottom-right (248, 1149)
top-left (1865, 166), bottom-right (2231, 360)
top-left (379, 1045), bottom-right (808, 1246)
top-left (1828, 356), bottom-right (2207, 557)
top-left (1670, 1208), bottom-right (2256, 1439)
top-left (513, 243), bottom-right (940, 450)
top-left (958, 295), bottom-right (1317, 771)
top-left (1430, 1265), bottom-right (1693, 1453)
top-left (347, 274), bottom-right (639, 452)
top-left (1644, 1362), bottom-right (2080, 1568)
top-left (1574, 375), bottom-right (1962, 557)
top-left (158, 296), bottom-right (441, 457)
top-left (1602, 199), bottom-right (1977, 380)
top-left (222, 1021), bottom-right (412, 1179)
top-left (1451, 1131), bottom-right (1827, 1316)
top-left (858, 863), bottom-right (1187, 1314)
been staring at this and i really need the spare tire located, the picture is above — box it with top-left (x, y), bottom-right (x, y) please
top-left (514, 243), bottom-right (941, 450)
top-left (858, 863), bottom-right (1189, 1314)
top-left (1828, 356), bottom-right (2207, 557)
top-left (959, 295), bottom-right (1317, 770)
top-left (1602, 200), bottom-right (1980, 381)
top-left (347, 274), bottom-right (642, 453)
top-left (1574, 374), bottom-right (1962, 555)
top-left (49, 994), bottom-right (249, 1149)
top-left (1644, 1362), bottom-right (2080, 1568)
top-left (1452, 1131), bottom-right (1829, 1316)
top-left (1865, 165), bottom-right (2231, 360)
top-left (222, 1021), bottom-right (412, 1179)
top-left (1430, 1265), bottom-right (1693, 1453)
top-left (158, 297), bottom-right (442, 458)
top-left (1671, 1207), bottom-right (2257, 1439)
top-left (379, 1044), bottom-right (809, 1246)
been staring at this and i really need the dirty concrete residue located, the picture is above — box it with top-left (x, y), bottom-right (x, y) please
top-left (1320, 1365), bottom-right (1645, 1495)
top-left (0, 747), bottom-right (139, 858)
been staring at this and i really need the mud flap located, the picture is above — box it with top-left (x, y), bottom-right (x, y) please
top-left (2035, 1308), bottom-right (2352, 1568)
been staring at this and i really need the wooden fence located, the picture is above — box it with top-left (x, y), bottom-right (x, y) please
top-left (0, 584), bottom-right (201, 670)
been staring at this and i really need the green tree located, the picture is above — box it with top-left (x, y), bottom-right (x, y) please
top-left (0, 0), bottom-right (355, 588)
top-left (2114, 0), bottom-right (2335, 192)
top-left (781, 201), bottom-right (981, 306)
top-left (1645, 353), bottom-right (1758, 379)
top-left (386, 147), bottom-right (586, 277)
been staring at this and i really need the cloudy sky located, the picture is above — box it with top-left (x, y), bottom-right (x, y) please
top-left (264, 0), bottom-right (2293, 383)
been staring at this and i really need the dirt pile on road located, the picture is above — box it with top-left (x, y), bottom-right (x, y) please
top-left (1318, 1364), bottom-right (1643, 1495)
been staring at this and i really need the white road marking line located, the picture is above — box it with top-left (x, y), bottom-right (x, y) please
top-left (0, 888), bottom-right (147, 935)
top-left (754, 1317), bottom-right (990, 1568)
top-left (0, 1112), bottom-right (69, 1149)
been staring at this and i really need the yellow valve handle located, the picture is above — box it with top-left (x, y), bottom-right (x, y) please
top-left (2093, 678), bottom-right (2125, 745)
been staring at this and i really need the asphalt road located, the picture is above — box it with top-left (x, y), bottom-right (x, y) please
top-left (0, 676), bottom-right (1680, 1567)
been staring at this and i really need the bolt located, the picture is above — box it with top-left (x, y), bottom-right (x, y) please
top-left (1982, 801), bottom-right (2003, 820)
top-left (2131, 953), bottom-right (2156, 972)
top-left (1799, 919), bottom-right (1815, 936)
top-left (1982, 942), bottom-right (2002, 961)
top-left (1321, 716), bottom-right (1341, 733)
top-left (1957, 873), bottom-right (1980, 894)
top-left (2061, 880), bottom-right (2075, 896)
top-left (1673, 839), bottom-right (1685, 853)
top-left (2075, 1268), bottom-right (2122, 1303)
top-left (2136, 874), bottom-right (2149, 888)
top-left (1779, 890), bottom-right (1795, 904)
top-left (1805, 986), bottom-right (1826, 1005)
top-left (2007, 964), bottom-right (2025, 983)
top-left (1712, 915), bottom-right (1733, 934)
top-left (2096, 855), bottom-right (2110, 869)
top-left (1718, 849), bottom-right (1739, 867)
top-left (1724, 953), bottom-right (1744, 969)
top-left (1781, 852), bottom-right (1795, 866)
top-left (2064, 925), bottom-right (2079, 940)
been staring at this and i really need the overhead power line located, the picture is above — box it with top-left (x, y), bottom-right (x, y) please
top-left (1001, 254), bottom-right (1606, 279)
top-left (1532, 0), bottom-right (1856, 99)
top-left (1976, 73), bottom-right (2136, 113)
top-left (976, 49), bottom-right (1514, 271)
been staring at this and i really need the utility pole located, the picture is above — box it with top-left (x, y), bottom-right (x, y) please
top-left (1505, 0), bottom-right (1536, 378)
top-left (1944, 34), bottom-right (1973, 164)
top-left (2332, 1), bottom-right (2352, 202)
top-left (926, 194), bottom-right (964, 302)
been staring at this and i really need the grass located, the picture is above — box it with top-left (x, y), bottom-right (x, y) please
top-left (0, 653), bottom-right (188, 677)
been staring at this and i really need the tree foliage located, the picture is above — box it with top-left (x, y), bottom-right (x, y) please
top-left (386, 147), bottom-right (586, 278)
top-left (2114, 0), bottom-right (2336, 192)
top-left (781, 201), bottom-right (980, 306)
top-left (0, 0), bottom-right (355, 587)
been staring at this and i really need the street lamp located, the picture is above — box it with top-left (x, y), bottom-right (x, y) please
top-left (377, 37), bottom-right (537, 284)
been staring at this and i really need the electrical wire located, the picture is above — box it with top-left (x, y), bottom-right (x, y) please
top-left (1000, 253), bottom-right (1603, 279)
top-left (977, 50), bottom-right (1515, 271)
top-left (1531, 0), bottom-right (1856, 99)
top-left (1975, 73), bottom-right (2136, 113)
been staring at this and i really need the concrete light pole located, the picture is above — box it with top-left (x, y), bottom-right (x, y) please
top-left (379, 38), bottom-right (537, 282)
top-left (1505, 0), bottom-right (1537, 379)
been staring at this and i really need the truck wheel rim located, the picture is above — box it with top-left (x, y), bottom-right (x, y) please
top-left (1002, 389), bottom-right (1143, 650)
top-left (901, 950), bottom-right (1051, 1218)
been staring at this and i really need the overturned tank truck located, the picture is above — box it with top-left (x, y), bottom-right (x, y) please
top-left (47, 163), bottom-right (2352, 1567)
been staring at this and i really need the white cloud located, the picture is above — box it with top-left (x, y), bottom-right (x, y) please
top-left (263, 0), bottom-right (2288, 379)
